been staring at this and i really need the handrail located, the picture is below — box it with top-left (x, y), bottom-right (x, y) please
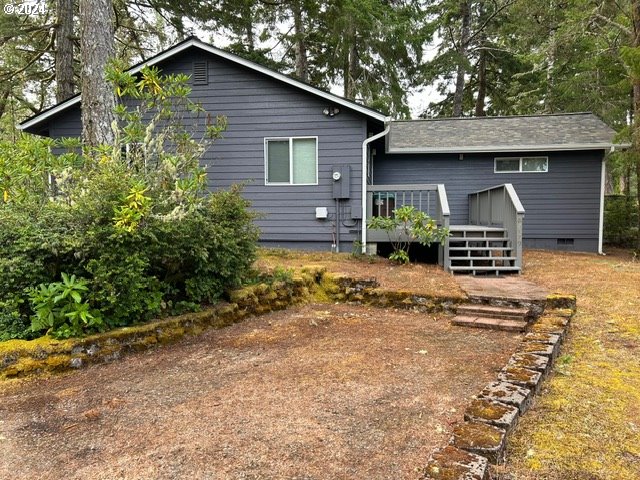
top-left (436, 184), bottom-right (450, 268)
top-left (468, 183), bottom-right (524, 270)
top-left (504, 183), bottom-right (525, 213)
top-left (366, 184), bottom-right (439, 191)
top-left (436, 184), bottom-right (450, 217)
top-left (366, 184), bottom-right (445, 224)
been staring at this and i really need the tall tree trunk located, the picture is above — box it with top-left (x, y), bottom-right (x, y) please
top-left (474, 3), bottom-right (486, 116)
top-left (79, 0), bottom-right (115, 147)
top-left (292, 0), bottom-right (308, 82)
top-left (0, 89), bottom-right (10, 121)
top-left (632, 0), bottom-right (640, 249)
top-left (544, 28), bottom-right (557, 113)
top-left (343, 23), bottom-right (357, 99)
top-left (452, 0), bottom-right (471, 117)
top-left (55, 0), bottom-right (75, 102)
top-left (475, 47), bottom-right (487, 116)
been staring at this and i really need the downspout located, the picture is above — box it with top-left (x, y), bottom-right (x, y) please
top-left (598, 153), bottom-right (607, 255)
top-left (361, 120), bottom-right (391, 254)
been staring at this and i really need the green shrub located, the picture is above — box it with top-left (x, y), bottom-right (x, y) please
top-left (29, 273), bottom-right (102, 339)
top-left (0, 67), bottom-right (259, 340)
top-left (367, 205), bottom-right (450, 264)
top-left (604, 195), bottom-right (638, 247)
top-left (0, 298), bottom-right (33, 341)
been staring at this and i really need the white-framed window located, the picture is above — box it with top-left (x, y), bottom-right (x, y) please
top-left (495, 156), bottom-right (548, 173)
top-left (265, 137), bottom-right (318, 185)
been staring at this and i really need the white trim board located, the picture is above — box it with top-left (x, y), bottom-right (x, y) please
top-left (20, 38), bottom-right (388, 131)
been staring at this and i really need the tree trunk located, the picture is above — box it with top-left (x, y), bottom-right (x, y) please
top-left (343, 22), bottom-right (357, 99)
top-left (0, 89), bottom-right (10, 121)
top-left (55, 0), bottom-right (75, 102)
top-left (475, 47), bottom-right (487, 116)
top-left (474, 3), bottom-right (487, 116)
top-left (452, 0), bottom-right (471, 117)
top-left (632, 0), bottom-right (640, 249)
top-left (79, 0), bottom-right (115, 147)
top-left (544, 28), bottom-right (557, 113)
top-left (292, 0), bottom-right (308, 82)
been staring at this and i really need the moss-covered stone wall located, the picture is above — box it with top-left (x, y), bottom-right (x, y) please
top-left (422, 294), bottom-right (577, 480)
top-left (1, 266), bottom-right (464, 381)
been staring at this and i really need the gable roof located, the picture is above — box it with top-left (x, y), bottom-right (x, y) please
top-left (388, 113), bottom-right (626, 154)
top-left (20, 37), bottom-right (388, 132)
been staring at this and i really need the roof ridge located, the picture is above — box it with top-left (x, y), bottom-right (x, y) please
top-left (395, 112), bottom-right (594, 123)
top-left (20, 37), bottom-right (387, 131)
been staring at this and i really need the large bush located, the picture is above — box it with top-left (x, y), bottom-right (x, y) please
top-left (604, 195), bottom-right (638, 248)
top-left (0, 67), bottom-right (258, 340)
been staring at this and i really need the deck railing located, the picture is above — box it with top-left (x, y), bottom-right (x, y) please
top-left (366, 184), bottom-right (450, 264)
top-left (468, 183), bottom-right (525, 269)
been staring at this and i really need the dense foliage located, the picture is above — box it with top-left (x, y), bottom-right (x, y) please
top-left (0, 68), bottom-right (258, 340)
top-left (604, 195), bottom-right (639, 247)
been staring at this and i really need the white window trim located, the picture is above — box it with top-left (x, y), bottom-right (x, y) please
top-left (494, 156), bottom-right (548, 174)
top-left (264, 136), bottom-right (319, 186)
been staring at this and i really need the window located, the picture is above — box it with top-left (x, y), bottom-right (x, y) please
top-left (265, 137), bottom-right (318, 185)
top-left (495, 156), bottom-right (548, 173)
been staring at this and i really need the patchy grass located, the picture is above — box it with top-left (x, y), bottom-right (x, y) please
top-left (502, 249), bottom-right (640, 480)
top-left (256, 248), bottom-right (464, 299)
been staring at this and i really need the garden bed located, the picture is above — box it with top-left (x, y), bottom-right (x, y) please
top-left (0, 303), bottom-right (520, 480)
top-left (257, 248), bottom-right (465, 299)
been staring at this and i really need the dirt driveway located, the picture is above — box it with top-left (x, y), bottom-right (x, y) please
top-left (1, 303), bottom-right (519, 480)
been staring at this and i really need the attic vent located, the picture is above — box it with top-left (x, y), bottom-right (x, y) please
top-left (192, 61), bottom-right (208, 85)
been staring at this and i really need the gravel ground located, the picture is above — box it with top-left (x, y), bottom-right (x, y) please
top-left (1, 303), bottom-right (519, 480)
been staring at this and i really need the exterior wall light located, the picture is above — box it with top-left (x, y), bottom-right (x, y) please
top-left (322, 106), bottom-right (341, 117)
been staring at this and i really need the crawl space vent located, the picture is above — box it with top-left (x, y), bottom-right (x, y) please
top-left (192, 61), bottom-right (208, 85)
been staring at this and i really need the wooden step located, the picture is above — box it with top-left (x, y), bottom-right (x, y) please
top-left (449, 256), bottom-right (518, 261)
top-left (449, 239), bottom-right (511, 244)
top-left (457, 304), bottom-right (529, 321)
top-left (451, 315), bottom-right (528, 332)
top-left (449, 266), bottom-right (521, 272)
top-left (449, 247), bottom-right (512, 252)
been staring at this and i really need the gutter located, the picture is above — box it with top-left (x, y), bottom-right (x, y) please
top-left (386, 143), bottom-right (630, 154)
top-left (361, 120), bottom-right (391, 254)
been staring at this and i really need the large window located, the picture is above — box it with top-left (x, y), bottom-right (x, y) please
top-left (265, 137), bottom-right (318, 185)
top-left (495, 156), bottom-right (548, 173)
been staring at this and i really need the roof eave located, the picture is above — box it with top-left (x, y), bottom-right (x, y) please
top-left (387, 143), bottom-right (627, 154)
top-left (19, 38), bottom-right (387, 132)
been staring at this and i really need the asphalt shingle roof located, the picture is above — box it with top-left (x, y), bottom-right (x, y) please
top-left (388, 113), bottom-right (622, 153)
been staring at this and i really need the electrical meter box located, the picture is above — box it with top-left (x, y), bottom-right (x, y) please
top-left (332, 165), bottom-right (351, 199)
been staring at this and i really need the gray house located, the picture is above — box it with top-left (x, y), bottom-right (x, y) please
top-left (19, 37), bottom-right (625, 274)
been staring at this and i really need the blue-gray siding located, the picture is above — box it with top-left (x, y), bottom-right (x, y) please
top-left (373, 149), bottom-right (603, 252)
top-left (47, 48), bottom-right (370, 250)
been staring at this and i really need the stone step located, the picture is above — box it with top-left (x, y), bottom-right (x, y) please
top-left (457, 304), bottom-right (530, 321)
top-left (451, 314), bottom-right (528, 332)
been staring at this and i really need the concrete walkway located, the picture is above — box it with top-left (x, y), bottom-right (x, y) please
top-left (455, 275), bottom-right (549, 303)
